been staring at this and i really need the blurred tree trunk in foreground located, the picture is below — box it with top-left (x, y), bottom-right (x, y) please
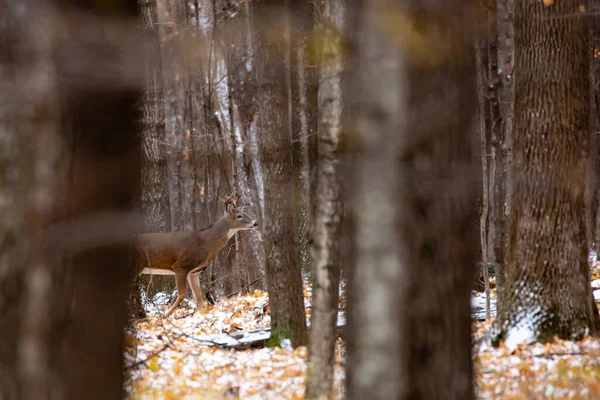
top-left (306, 0), bottom-right (345, 397)
top-left (345, 0), bottom-right (479, 399)
top-left (0, 0), bottom-right (143, 398)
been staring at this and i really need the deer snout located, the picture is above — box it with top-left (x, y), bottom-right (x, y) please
top-left (251, 221), bottom-right (259, 229)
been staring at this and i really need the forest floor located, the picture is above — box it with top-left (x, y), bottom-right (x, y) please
top-left (472, 256), bottom-right (600, 399)
top-left (124, 283), bottom-right (346, 399)
top-left (125, 258), bottom-right (600, 399)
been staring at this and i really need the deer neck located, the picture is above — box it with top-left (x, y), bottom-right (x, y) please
top-left (204, 216), bottom-right (238, 244)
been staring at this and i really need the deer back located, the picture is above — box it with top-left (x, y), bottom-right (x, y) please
top-left (137, 231), bottom-right (192, 272)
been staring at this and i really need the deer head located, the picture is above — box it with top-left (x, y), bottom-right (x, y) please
top-left (222, 193), bottom-right (259, 231)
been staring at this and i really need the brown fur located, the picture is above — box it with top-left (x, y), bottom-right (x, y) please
top-left (137, 203), bottom-right (257, 317)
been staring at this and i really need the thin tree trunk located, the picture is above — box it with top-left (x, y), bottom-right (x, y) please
top-left (257, 0), bottom-right (308, 347)
top-left (137, 0), bottom-right (172, 318)
top-left (488, 0), bottom-right (507, 313)
top-left (476, 15), bottom-right (491, 319)
top-left (157, 0), bottom-right (186, 232)
top-left (345, 0), bottom-right (479, 398)
top-left (305, 0), bottom-right (344, 397)
top-left (141, 0), bottom-right (171, 234)
top-left (494, 0), bottom-right (514, 308)
top-left (490, 0), bottom-right (600, 348)
top-left (290, 1), bottom-right (315, 278)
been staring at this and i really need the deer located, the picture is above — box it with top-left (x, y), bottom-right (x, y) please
top-left (136, 194), bottom-right (258, 317)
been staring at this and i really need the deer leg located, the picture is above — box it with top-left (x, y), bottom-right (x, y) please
top-left (187, 272), bottom-right (203, 308)
top-left (164, 270), bottom-right (188, 317)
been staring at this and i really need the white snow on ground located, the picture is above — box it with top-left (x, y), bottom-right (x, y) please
top-left (473, 318), bottom-right (600, 399)
top-left (127, 255), bottom-right (600, 399)
top-left (471, 291), bottom-right (497, 320)
top-left (126, 283), bottom-right (347, 399)
top-left (503, 323), bottom-right (536, 352)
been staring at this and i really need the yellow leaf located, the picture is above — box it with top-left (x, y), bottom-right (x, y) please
top-left (173, 359), bottom-right (183, 374)
top-left (147, 356), bottom-right (159, 372)
top-left (543, 0), bottom-right (553, 6)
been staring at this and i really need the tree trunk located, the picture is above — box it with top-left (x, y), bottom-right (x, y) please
top-left (0, 2), bottom-right (41, 395)
top-left (157, 0), bottom-right (186, 232)
top-left (476, 13), bottom-right (491, 317)
top-left (305, 0), bottom-right (344, 397)
top-left (490, 0), bottom-right (600, 348)
top-left (0, 0), bottom-right (143, 397)
top-left (589, 0), bottom-right (600, 252)
top-left (345, 1), bottom-right (478, 399)
top-left (257, 0), bottom-right (308, 347)
top-left (289, 1), bottom-right (315, 278)
top-left (136, 0), bottom-right (172, 319)
top-left (491, 0), bottom-right (509, 312)
top-left (141, 0), bottom-right (171, 234)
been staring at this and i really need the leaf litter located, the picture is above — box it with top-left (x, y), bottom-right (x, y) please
top-left (125, 283), bottom-right (346, 399)
top-left (126, 256), bottom-right (600, 399)
top-left (472, 253), bottom-right (600, 399)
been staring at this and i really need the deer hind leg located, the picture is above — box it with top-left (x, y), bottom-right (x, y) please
top-left (164, 270), bottom-right (188, 317)
top-left (187, 272), bottom-right (203, 308)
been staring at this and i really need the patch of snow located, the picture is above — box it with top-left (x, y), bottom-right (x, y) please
top-left (504, 324), bottom-right (536, 352)
top-left (471, 292), bottom-right (497, 320)
top-left (152, 291), bottom-right (172, 305)
top-left (589, 250), bottom-right (598, 264)
top-left (280, 339), bottom-right (293, 351)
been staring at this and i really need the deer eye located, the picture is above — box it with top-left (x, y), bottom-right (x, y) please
top-left (236, 215), bottom-right (242, 220)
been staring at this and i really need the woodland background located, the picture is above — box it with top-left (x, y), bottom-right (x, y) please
top-left (3, 0), bottom-right (600, 399)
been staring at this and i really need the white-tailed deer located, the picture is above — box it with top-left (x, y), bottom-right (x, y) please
top-left (137, 194), bottom-right (258, 317)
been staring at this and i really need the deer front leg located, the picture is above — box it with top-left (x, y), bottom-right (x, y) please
top-left (187, 272), bottom-right (203, 308)
top-left (164, 270), bottom-right (188, 317)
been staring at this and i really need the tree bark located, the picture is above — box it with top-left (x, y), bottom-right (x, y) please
top-left (589, 0), bottom-right (600, 252)
top-left (490, 0), bottom-right (600, 347)
top-left (0, 0), bottom-right (143, 398)
top-left (136, 0), bottom-right (172, 319)
top-left (157, 0), bottom-right (186, 232)
top-left (345, 0), bottom-right (478, 399)
top-left (476, 12), bottom-right (491, 317)
top-left (289, 1), bottom-right (316, 278)
top-left (0, 2), bottom-right (42, 395)
top-left (257, 0), bottom-right (308, 347)
top-left (305, 0), bottom-right (344, 397)
top-left (141, 0), bottom-right (171, 234)
top-left (491, 0), bottom-right (509, 312)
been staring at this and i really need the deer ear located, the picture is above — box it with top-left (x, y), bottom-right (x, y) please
top-left (225, 202), bottom-right (235, 214)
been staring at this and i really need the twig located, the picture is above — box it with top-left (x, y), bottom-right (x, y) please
top-left (226, 278), bottom-right (261, 298)
top-left (532, 352), bottom-right (587, 359)
top-left (125, 341), bottom-right (173, 370)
